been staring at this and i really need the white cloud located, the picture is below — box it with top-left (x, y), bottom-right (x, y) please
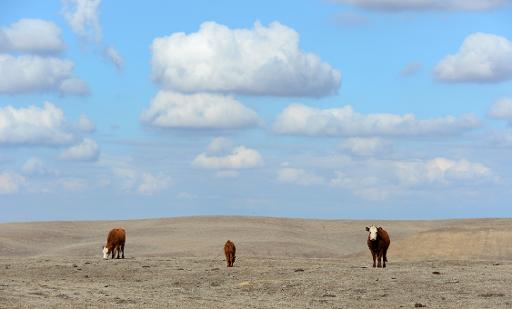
top-left (141, 91), bottom-right (261, 130)
top-left (75, 114), bottom-right (96, 133)
top-left (395, 157), bottom-right (492, 186)
top-left (0, 173), bottom-right (25, 194)
top-left (207, 137), bottom-right (233, 153)
top-left (434, 33), bottom-right (512, 83)
top-left (489, 98), bottom-right (512, 121)
top-left (277, 167), bottom-right (324, 186)
top-left (0, 19), bottom-right (65, 54)
top-left (137, 172), bottom-right (171, 195)
top-left (0, 54), bottom-right (88, 95)
top-left (100, 155), bottom-right (172, 195)
top-left (21, 157), bottom-right (55, 176)
top-left (341, 137), bottom-right (390, 156)
top-left (193, 144), bottom-right (263, 170)
top-left (62, 0), bottom-right (102, 41)
top-left (104, 46), bottom-right (123, 70)
top-left (333, 0), bottom-right (506, 11)
top-left (215, 170), bottom-right (240, 178)
top-left (0, 102), bottom-right (74, 146)
top-left (59, 138), bottom-right (100, 161)
top-left (151, 21), bottom-right (340, 97)
top-left (273, 104), bottom-right (479, 137)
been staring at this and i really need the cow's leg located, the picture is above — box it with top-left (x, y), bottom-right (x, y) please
top-left (377, 250), bottom-right (382, 268)
top-left (121, 244), bottom-right (125, 259)
top-left (383, 248), bottom-right (388, 268)
top-left (116, 245), bottom-right (121, 259)
top-left (371, 251), bottom-right (376, 268)
top-left (111, 248), bottom-right (115, 259)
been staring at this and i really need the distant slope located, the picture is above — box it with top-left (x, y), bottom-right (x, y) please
top-left (0, 217), bottom-right (510, 261)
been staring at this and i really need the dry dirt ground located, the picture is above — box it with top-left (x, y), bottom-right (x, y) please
top-left (0, 216), bottom-right (511, 308)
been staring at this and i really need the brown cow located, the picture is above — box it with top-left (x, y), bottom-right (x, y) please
top-left (102, 228), bottom-right (126, 259)
top-left (224, 240), bottom-right (236, 267)
top-left (366, 225), bottom-right (390, 268)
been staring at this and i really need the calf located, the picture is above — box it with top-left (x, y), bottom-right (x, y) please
top-left (102, 228), bottom-right (126, 259)
top-left (366, 225), bottom-right (390, 268)
top-left (224, 240), bottom-right (236, 267)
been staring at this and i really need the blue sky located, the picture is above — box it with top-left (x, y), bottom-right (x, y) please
top-left (1, 0), bottom-right (512, 222)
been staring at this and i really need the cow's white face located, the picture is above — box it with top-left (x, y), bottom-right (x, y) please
top-left (368, 225), bottom-right (378, 241)
top-left (102, 246), bottom-right (109, 259)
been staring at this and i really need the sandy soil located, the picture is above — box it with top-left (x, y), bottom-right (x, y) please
top-left (0, 216), bottom-right (511, 308)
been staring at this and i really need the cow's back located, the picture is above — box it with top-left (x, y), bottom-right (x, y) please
top-left (107, 228), bottom-right (126, 245)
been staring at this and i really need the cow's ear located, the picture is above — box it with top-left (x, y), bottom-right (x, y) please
top-left (377, 226), bottom-right (382, 230)
top-left (365, 227), bottom-right (369, 231)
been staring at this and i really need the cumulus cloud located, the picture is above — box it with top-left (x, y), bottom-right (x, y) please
top-left (151, 21), bottom-right (340, 97)
top-left (59, 138), bottom-right (100, 161)
top-left (207, 137), bottom-right (233, 153)
top-left (0, 19), bottom-right (65, 54)
top-left (277, 167), bottom-right (324, 186)
top-left (75, 114), bottom-right (96, 133)
top-left (273, 104), bottom-right (479, 137)
top-left (395, 157), bottom-right (492, 186)
top-left (0, 54), bottom-right (88, 95)
top-left (21, 157), bottom-right (56, 176)
top-left (489, 98), bottom-right (512, 122)
top-left (104, 46), bottom-right (123, 70)
top-left (434, 33), bottom-right (512, 83)
top-left (0, 102), bottom-right (75, 146)
top-left (193, 142), bottom-right (263, 170)
top-left (141, 91), bottom-right (261, 130)
top-left (113, 167), bottom-right (171, 195)
top-left (0, 172), bottom-right (25, 194)
top-left (137, 172), bottom-right (171, 195)
top-left (341, 137), bottom-right (390, 156)
top-left (62, 0), bottom-right (102, 41)
top-left (332, 0), bottom-right (506, 11)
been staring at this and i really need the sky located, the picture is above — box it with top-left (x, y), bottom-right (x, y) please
top-left (0, 0), bottom-right (511, 222)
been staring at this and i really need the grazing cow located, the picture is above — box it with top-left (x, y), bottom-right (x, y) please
top-left (224, 240), bottom-right (236, 267)
top-left (102, 228), bottom-right (126, 259)
top-left (366, 225), bottom-right (390, 268)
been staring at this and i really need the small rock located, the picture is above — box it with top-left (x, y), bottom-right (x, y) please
top-left (72, 264), bottom-right (78, 268)
top-left (294, 268), bottom-right (304, 272)
top-left (414, 303), bottom-right (426, 307)
top-left (322, 293), bottom-right (336, 297)
top-left (432, 271), bottom-right (441, 275)
top-left (142, 265), bottom-right (150, 268)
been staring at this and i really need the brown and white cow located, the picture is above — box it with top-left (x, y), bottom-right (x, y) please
top-left (224, 240), bottom-right (236, 267)
top-left (102, 228), bottom-right (126, 259)
top-left (366, 225), bottom-right (390, 268)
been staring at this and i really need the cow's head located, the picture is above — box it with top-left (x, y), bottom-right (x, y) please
top-left (102, 246), bottom-right (110, 259)
top-left (365, 225), bottom-right (378, 241)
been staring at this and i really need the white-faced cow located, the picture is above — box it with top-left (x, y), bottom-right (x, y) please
top-left (365, 225), bottom-right (390, 268)
top-left (102, 228), bottom-right (126, 259)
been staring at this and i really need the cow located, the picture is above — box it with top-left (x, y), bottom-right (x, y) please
top-left (102, 228), bottom-right (126, 259)
top-left (365, 225), bottom-right (390, 268)
top-left (224, 240), bottom-right (236, 267)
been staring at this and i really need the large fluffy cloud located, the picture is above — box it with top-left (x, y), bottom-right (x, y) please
top-left (141, 91), bottom-right (260, 129)
top-left (273, 104), bottom-right (479, 137)
top-left (151, 21), bottom-right (340, 97)
top-left (59, 138), bottom-right (100, 161)
top-left (0, 102), bottom-right (75, 145)
top-left (434, 33), bottom-right (512, 83)
top-left (0, 19), bottom-right (65, 54)
top-left (333, 0), bottom-right (505, 11)
top-left (0, 54), bottom-right (88, 95)
top-left (341, 137), bottom-right (390, 156)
